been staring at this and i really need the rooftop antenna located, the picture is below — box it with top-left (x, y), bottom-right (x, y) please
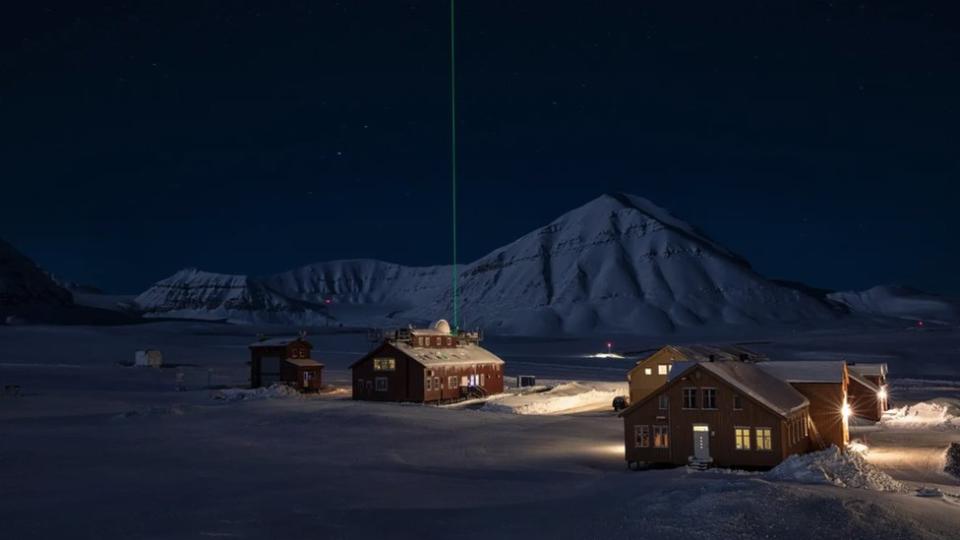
top-left (450, 0), bottom-right (460, 334)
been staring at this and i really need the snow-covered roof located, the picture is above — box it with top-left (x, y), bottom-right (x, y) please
top-left (847, 363), bottom-right (888, 378)
top-left (668, 361), bottom-right (809, 417)
top-left (391, 340), bottom-right (505, 367)
top-left (665, 344), bottom-right (765, 363)
top-left (847, 369), bottom-right (878, 392)
top-left (284, 358), bottom-right (323, 368)
top-left (249, 337), bottom-right (311, 348)
top-left (755, 361), bottom-right (847, 383)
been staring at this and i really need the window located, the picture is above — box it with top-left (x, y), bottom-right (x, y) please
top-left (635, 425), bottom-right (650, 448)
top-left (733, 394), bottom-right (743, 411)
top-left (658, 394), bottom-right (669, 410)
top-left (682, 388), bottom-right (697, 409)
top-left (373, 357), bottom-right (396, 371)
top-left (448, 376), bottom-right (458, 388)
top-left (445, 337), bottom-right (452, 346)
top-left (756, 427), bottom-right (773, 451)
top-left (803, 415), bottom-right (809, 437)
top-left (644, 367), bottom-right (652, 376)
top-left (702, 388), bottom-right (717, 409)
top-left (425, 376), bottom-right (432, 391)
top-left (375, 377), bottom-right (388, 392)
top-left (735, 427), bottom-right (751, 450)
top-left (434, 376), bottom-right (441, 390)
top-left (657, 364), bottom-right (669, 375)
top-left (653, 425), bottom-right (669, 448)
top-left (365, 380), bottom-right (373, 391)
top-left (479, 373), bottom-right (485, 386)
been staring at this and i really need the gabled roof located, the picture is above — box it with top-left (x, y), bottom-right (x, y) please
top-left (250, 337), bottom-right (312, 348)
top-left (755, 361), bottom-right (846, 383)
top-left (284, 358), bottom-right (324, 368)
top-left (847, 363), bottom-right (888, 378)
top-left (622, 361), bottom-right (809, 418)
top-left (634, 344), bottom-right (765, 368)
top-left (847, 368), bottom-right (879, 392)
top-left (351, 340), bottom-right (505, 369)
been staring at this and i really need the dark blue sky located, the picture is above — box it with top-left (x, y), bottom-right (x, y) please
top-left (1, 1), bottom-right (958, 294)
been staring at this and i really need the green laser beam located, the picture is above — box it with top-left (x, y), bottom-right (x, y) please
top-left (450, 0), bottom-right (459, 333)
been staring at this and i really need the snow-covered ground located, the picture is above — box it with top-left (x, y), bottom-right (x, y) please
top-left (2, 321), bottom-right (960, 539)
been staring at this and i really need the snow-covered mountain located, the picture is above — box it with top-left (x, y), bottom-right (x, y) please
top-left (0, 238), bottom-right (73, 310)
top-left (828, 286), bottom-right (960, 325)
top-left (135, 194), bottom-right (846, 334)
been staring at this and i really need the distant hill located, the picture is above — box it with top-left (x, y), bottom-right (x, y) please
top-left (135, 193), bottom-right (844, 334)
top-left (828, 286), bottom-right (960, 325)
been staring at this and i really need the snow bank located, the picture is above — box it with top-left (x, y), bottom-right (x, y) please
top-left (881, 400), bottom-right (960, 430)
top-left (482, 382), bottom-right (624, 415)
top-left (213, 384), bottom-right (304, 402)
top-left (766, 446), bottom-right (905, 492)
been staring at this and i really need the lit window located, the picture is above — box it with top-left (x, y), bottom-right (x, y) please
top-left (658, 394), bottom-right (669, 410)
top-left (702, 388), bottom-right (717, 409)
top-left (375, 377), bottom-right (388, 392)
top-left (682, 388), bottom-right (697, 409)
top-left (735, 427), bottom-right (751, 450)
top-left (635, 425), bottom-right (650, 448)
top-left (733, 394), bottom-right (743, 411)
top-left (658, 364), bottom-right (669, 375)
top-left (373, 358), bottom-right (396, 371)
top-left (644, 367), bottom-right (652, 376)
top-left (653, 425), bottom-right (670, 448)
top-left (756, 427), bottom-right (773, 450)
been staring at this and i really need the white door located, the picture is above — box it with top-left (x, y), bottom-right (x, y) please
top-left (693, 425), bottom-right (710, 460)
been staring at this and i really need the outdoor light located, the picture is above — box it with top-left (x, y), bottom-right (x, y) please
top-left (841, 402), bottom-right (851, 420)
top-left (877, 387), bottom-right (887, 401)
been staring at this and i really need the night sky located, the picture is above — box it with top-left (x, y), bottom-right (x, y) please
top-left (2, 1), bottom-right (958, 294)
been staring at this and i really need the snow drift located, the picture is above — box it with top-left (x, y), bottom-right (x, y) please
top-left (881, 400), bottom-right (960, 430)
top-left (135, 194), bottom-right (843, 334)
top-left (828, 285), bottom-right (960, 325)
top-left (766, 446), bottom-right (905, 492)
top-left (481, 381), bottom-right (625, 415)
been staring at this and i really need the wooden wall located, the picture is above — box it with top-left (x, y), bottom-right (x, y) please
top-left (791, 382), bottom-right (848, 448)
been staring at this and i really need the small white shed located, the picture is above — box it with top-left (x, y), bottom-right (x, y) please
top-left (134, 349), bottom-right (163, 368)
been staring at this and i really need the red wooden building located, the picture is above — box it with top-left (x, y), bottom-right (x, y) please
top-left (249, 336), bottom-right (324, 391)
top-left (351, 320), bottom-right (505, 403)
top-left (620, 361), bottom-right (814, 469)
top-left (755, 361), bottom-right (850, 449)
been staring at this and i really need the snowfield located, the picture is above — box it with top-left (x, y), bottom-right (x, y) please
top-left (2, 322), bottom-right (960, 539)
top-left (881, 400), bottom-right (960, 430)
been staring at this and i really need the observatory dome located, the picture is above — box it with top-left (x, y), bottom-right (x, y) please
top-left (433, 319), bottom-right (452, 335)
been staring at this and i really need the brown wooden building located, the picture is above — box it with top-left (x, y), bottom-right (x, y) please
top-left (351, 320), bottom-right (505, 403)
top-left (847, 369), bottom-right (884, 421)
top-left (848, 363), bottom-right (889, 416)
top-left (627, 345), bottom-right (764, 404)
top-left (620, 361), bottom-right (813, 469)
top-left (755, 361), bottom-right (850, 448)
top-left (249, 336), bottom-right (323, 390)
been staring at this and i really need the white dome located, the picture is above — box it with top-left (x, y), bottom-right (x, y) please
top-left (433, 319), bottom-right (452, 334)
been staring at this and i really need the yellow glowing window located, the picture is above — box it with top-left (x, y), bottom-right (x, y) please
top-left (653, 425), bottom-right (670, 448)
top-left (756, 427), bottom-right (773, 451)
top-left (735, 427), bottom-right (751, 450)
top-left (373, 358), bottom-right (396, 371)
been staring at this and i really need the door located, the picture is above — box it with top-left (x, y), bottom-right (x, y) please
top-left (692, 424), bottom-right (710, 460)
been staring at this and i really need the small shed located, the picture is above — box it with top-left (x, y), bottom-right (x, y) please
top-left (249, 336), bottom-right (314, 388)
top-left (281, 358), bottom-right (324, 392)
top-left (134, 349), bottom-right (163, 368)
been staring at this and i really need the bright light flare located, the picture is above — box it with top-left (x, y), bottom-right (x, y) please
top-left (877, 387), bottom-right (887, 401)
top-left (841, 402), bottom-right (852, 420)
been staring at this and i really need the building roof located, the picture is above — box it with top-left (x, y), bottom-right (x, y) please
top-left (366, 340), bottom-right (505, 368)
top-left (637, 344), bottom-right (765, 366)
top-left (847, 363), bottom-right (888, 378)
top-left (249, 337), bottom-right (311, 348)
top-left (283, 358), bottom-right (324, 368)
top-left (847, 368), bottom-right (879, 392)
top-left (755, 361), bottom-right (847, 383)
top-left (661, 361), bottom-right (809, 417)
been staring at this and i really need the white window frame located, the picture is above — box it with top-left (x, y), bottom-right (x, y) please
top-left (701, 387), bottom-right (718, 410)
top-left (756, 427), bottom-right (773, 451)
top-left (644, 367), bottom-right (652, 376)
top-left (425, 376), bottom-right (433, 391)
top-left (733, 394), bottom-right (743, 411)
top-left (657, 364), bottom-right (669, 375)
top-left (635, 425), bottom-right (650, 448)
top-left (448, 375), bottom-right (459, 388)
top-left (658, 394), bottom-right (669, 410)
top-left (653, 425), bottom-right (669, 448)
top-left (734, 426), bottom-right (751, 450)
top-left (375, 377), bottom-right (388, 392)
